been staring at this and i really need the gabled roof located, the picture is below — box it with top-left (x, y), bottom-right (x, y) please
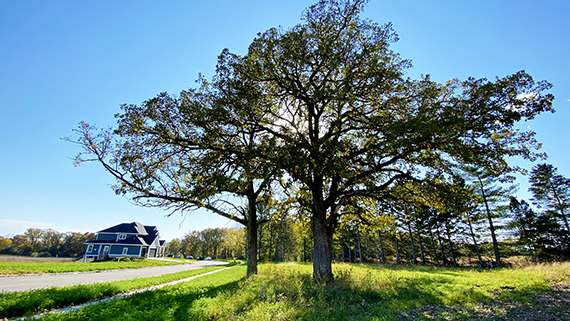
top-left (86, 235), bottom-right (148, 246)
top-left (98, 222), bottom-right (149, 235)
top-left (142, 225), bottom-right (159, 245)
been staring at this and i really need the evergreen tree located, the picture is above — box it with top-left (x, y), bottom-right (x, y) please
top-left (509, 197), bottom-right (565, 260)
top-left (462, 166), bottom-right (515, 267)
top-left (529, 163), bottom-right (570, 239)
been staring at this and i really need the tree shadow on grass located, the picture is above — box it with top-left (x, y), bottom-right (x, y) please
top-left (284, 268), bottom-right (551, 321)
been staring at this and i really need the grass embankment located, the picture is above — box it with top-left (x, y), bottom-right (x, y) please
top-left (0, 259), bottom-right (185, 275)
top-left (26, 262), bottom-right (569, 321)
top-left (0, 264), bottom-right (235, 319)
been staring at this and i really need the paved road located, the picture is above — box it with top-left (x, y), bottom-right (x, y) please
top-left (0, 260), bottom-right (228, 293)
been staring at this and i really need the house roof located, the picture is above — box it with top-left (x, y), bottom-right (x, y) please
top-left (86, 222), bottom-right (164, 247)
top-left (98, 222), bottom-right (149, 235)
top-left (142, 225), bottom-right (159, 245)
top-left (86, 235), bottom-right (149, 246)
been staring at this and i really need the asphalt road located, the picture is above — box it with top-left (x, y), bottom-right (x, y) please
top-left (0, 260), bottom-right (228, 292)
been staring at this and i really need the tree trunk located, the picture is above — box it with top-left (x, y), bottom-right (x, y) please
top-left (444, 219), bottom-right (458, 267)
top-left (303, 238), bottom-right (306, 262)
top-left (373, 236), bottom-right (381, 263)
top-left (281, 221), bottom-right (287, 262)
top-left (311, 176), bottom-right (334, 282)
top-left (394, 235), bottom-right (401, 264)
top-left (356, 226), bottom-right (363, 263)
top-left (378, 230), bottom-right (386, 264)
top-left (436, 225), bottom-right (446, 265)
top-left (312, 204), bottom-right (333, 282)
top-left (416, 227), bottom-right (426, 265)
top-left (258, 223), bottom-right (263, 261)
top-left (268, 224), bottom-right (273, 261)
top-left (466, 215), bottom-right (484, 268)
top-left (414, 216), bottom-right (426, 265)
top-left (246, 187), bottom-right (259, 276)
top-left (364, 234), bottom-right (370, 263)
top-left (530, 246), bottom-right (537, 263)
top-left (549, 180), bottom-right (570, 240)
top-left (478, 175), bottom-right (502, 268)
top-left (407, 220), bottom-right (417, 264)
top-left (429, 228), bottom-right (439, 266)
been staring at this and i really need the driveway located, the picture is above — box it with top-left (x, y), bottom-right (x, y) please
top-left (0, 260), bottom-right (227, 293)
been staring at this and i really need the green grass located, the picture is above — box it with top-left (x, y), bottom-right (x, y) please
top-left (0, 264), bottom-right (235, 319)
top-left (0, 259), bottom-right (186, 275)
top-left (26, 262), bottom-right (569, 321)
top-left (158, 257), bottom-right (198, 262)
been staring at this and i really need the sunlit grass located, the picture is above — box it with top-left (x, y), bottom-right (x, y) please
top-left (35, 265), bottom-right (247, 321)
top-left (0, 259), bottom-right (185, 275)
top-left (29, 262), bottom-right (569, 321)
top-left (0, 265), bottom-right (230, 319)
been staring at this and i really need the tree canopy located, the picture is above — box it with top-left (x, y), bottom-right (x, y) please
top-left (221, 0), bottom-right (553, 280)
top-left (70, 0), bottom-right (554, 281)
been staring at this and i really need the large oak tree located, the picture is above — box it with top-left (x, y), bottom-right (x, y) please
top-left (221, 0), bottom-right (553, 281)
top-left (72, 0), bottom-right (553, 282)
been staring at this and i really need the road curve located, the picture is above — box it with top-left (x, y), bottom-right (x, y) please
top-left (0, 260), bottom-right (227, 293)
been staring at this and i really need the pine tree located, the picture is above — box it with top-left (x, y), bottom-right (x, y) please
top-left (529, 164), bottom-right (570, 239)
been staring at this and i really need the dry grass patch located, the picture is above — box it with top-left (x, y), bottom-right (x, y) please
top-left (0, 255), bottom-right (74, 263)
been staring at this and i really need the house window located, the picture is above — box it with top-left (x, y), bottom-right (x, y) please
top-left (119, 234), bottom-right (127, 240)
top-left (122, 247), bottom-right (128, 255)
top-left (87, 245), bottom-right (93, 252)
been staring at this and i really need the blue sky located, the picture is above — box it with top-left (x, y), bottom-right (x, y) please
top-left (1, 0), bottom-right (568, 241)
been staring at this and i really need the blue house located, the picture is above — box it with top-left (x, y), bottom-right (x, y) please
top-left (83, 222), bottom-right (165, 261)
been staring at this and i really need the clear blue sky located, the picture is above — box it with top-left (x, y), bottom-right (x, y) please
top-left (1, 0), bottom-right (568, 241)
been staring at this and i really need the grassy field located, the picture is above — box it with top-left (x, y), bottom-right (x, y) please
top-left (0, 255), bottom-right (75, 263)
top-left (0, 259), bottom-right (188, 274)
top-left (0, 265), bottom-right (232, 319)
top-left (22, 262), bottom-right (569, 321)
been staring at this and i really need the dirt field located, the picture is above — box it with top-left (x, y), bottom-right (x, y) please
top-left (0, 255), bottom-right (75, 262)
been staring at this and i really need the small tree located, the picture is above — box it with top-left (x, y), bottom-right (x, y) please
top-left (166, 238), bottom-right (182, 256)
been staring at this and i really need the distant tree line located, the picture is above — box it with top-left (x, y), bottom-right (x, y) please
top-left (166, 227), bottom-right (246, 260)
top-left (326, 163), bottom-right (569, 266)
top-left (4, 161), bottom-right (567, 267)
top-left (0, 228), bottom-right (96, 258)
top-left (163, 163), bottom-right (569, 267)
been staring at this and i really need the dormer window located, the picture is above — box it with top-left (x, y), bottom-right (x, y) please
top-left (119, 234), bottom-right (127, 240)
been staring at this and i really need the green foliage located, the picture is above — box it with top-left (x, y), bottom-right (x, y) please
top-left (529, 163), bottom-right (570, 241)
top-left (0, 229), bottom-right (96, 257)
top-left (30, 263), bottom-right (569, 321)
top-left (0, 265), bottom-right (226, 319)
top-left (508, 198), bottom-right (563, 261)
top-left (68, 0), bottom-right (554, 281)
top-left (0, 259), bottom-right (182, 275)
